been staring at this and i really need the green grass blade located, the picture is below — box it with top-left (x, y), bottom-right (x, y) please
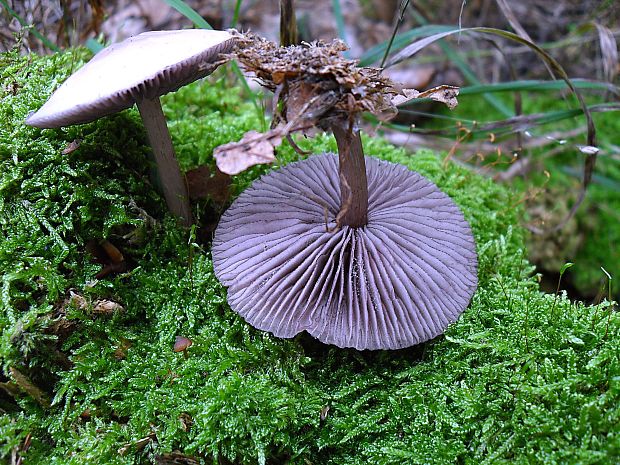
top-left (384, 24), bottom-right (600, 233)
top-left (163, 0), bottom-right (213, 29)
top-left (232, 0), bottom-right (244, 27)
top-left (359, 25), bottom-right (456, 66)
top-left (455, 79), bottom-right (620, 97)
top-left (562, 167), bottom-right (620, 191)
top-left (408, 11), bottom-right (512, 117)
top-left (379, 0), bottom-right (411, 68)
top-left (399, 102), bottom-right (619, 139)
top-left (85, 38), bottom-right (104, 54)
top-left (398, 79), bottom-right (620, 107)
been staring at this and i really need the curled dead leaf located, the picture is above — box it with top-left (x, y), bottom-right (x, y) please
top-left (320, 405), bottom-right (330, 421)
top-left (419, 85), bottom-right (459, 109)
top-left (92, 299), bottom-right (124, 315)
top-left (155, 452), bottom-right (200, 465)
top-left (114, 338), bottom-right (132, 360)
top-left (178, 412), bottom-right (194, 432)
top-left (214, 130), bottom-right (282, 175)
top-left (62, 139), bottom-right (81, 154)
top-left (391, 88), bottom-right (421, 106)
top-left (67, 291), bottom-right (88, 311)
top-left (118, 433), bottom-right (156, 456)
top-left (392, 85), bottom-right (459, 110)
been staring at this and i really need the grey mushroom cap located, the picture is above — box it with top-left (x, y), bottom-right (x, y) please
top-left (25, 29), bottom-right (235, 128)
top-left (212, 153), bottom-right (478, 350)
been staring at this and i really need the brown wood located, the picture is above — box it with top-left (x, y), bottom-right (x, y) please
top-left (332, 122), bottom-right (368, 228)
top-left (137, 97), bottom-right (192, 226)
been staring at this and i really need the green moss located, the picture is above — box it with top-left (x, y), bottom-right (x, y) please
top-left (1, 50), bottom-right (619, 465)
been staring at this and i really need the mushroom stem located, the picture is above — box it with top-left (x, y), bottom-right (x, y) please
top-left (137, 97), bottom-right (193, 227)
top-left (332, 122), bottom-right (368, 228)
top-left (279, 0), bottom-right (298, 46)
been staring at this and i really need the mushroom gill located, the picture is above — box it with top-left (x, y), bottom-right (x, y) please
top-left (212, 153), bottom-right (477, 350)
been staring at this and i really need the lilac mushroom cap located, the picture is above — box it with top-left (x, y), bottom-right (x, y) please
top-left (212, 153), bottom-right (478, 350)
top-left (25, 29), bottom-right (235, 226)
top-left (25, 29), bottom-right (234, 127)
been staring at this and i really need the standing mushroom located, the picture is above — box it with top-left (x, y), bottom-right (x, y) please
top-left (212, 36), bottom-right (478, 350)
top-left (26, 29), bottom-right (236, 226)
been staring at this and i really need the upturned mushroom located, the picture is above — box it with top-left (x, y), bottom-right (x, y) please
top-left (212, 36), bottom-right (478, 350)
top-left (26, 29), bottom-right (235, 226)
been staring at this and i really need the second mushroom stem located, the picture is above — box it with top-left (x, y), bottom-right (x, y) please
top-left (137, 97), bottom-right (193, 227)
top-left (332, 122), bottom-right (369, 228)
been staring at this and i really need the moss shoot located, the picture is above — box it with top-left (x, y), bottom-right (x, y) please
top-left (0, 49), bottom-right (618, 464)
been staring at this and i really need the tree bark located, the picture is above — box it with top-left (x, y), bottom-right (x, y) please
top-left (332, 122), bottom-right (368, 228)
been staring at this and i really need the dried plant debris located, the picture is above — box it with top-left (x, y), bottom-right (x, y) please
top-left (64, 291), bottom-right (125, 316)
top-left (86, 239), bottom-right (127, 279)
top-left (214, 130), bottom-right (281, 175)
top-left (230, 32), bottom-right (418, 122)
top-left (185, 165), bottom-right (231, 203)
top-left (9, 367), bottom-right (51, 408)
top-left (155, 451), bottom-right (200, 465)
top-left (215, 33), bottom-right (458, 174)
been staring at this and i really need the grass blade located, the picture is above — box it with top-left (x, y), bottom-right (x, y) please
top-left (400, 102), bottom-right (620, 138)
top-left (380, 0), bottom-right (411, 68)
top-left (408, 10), bottom-right (513, 117)
top-left (359, 25), bottom-right (455, 66)
top-left (232, 0), bottom-right (244, 28)
top-left (453, 79), bottom-right (620, 97)
top-left (85, 38), bottom-right (104, 54)
top-left (163, 0), bottom-right (213, 29)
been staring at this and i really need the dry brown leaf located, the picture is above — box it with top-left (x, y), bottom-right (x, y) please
top-left (114, 338), bottom-right (132, 360)
top-left (185, 165), bottom-right (231, 204)
top-left (214, 130), bottom-right (282, 175)
top-left (87, 239), bottom-right (127, 279)
top-left (100, 240), bottom-right (124, 264)
top-left (155, 452), bottom-right (200, 465)
top-left (61, 139), bottom-right (81, 154)
top-left (391, 88), bottom-right (421, 106)
top-left (178, 413), bottom-right (193, 432)
top-left (418, 85), bottom-right (459, 109)
top-left (393, 85), bottom-right (459, 109)
top-left (9, 367), bottom-right (51, 408)
top-left (92, 299), bottom-right (124, 315)
top-left (67, 291), bottom-right (88, 311)
top-left (118, 433), bottom-right (157, 456)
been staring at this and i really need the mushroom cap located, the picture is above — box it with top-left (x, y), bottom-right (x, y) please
top-left (173, 336), bottom-right (193, 352)
top-left (212, 153), bottom-right (478, 350)
top-left (26, 29), bottom-right (234, 128)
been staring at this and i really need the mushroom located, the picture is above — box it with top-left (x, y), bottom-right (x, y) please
top-left (26, 29), bottom-right (236, 226)
top-left (173, 336), bottom-right (193, 357)
top-left (212, 37), bottom-right (478, 350)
